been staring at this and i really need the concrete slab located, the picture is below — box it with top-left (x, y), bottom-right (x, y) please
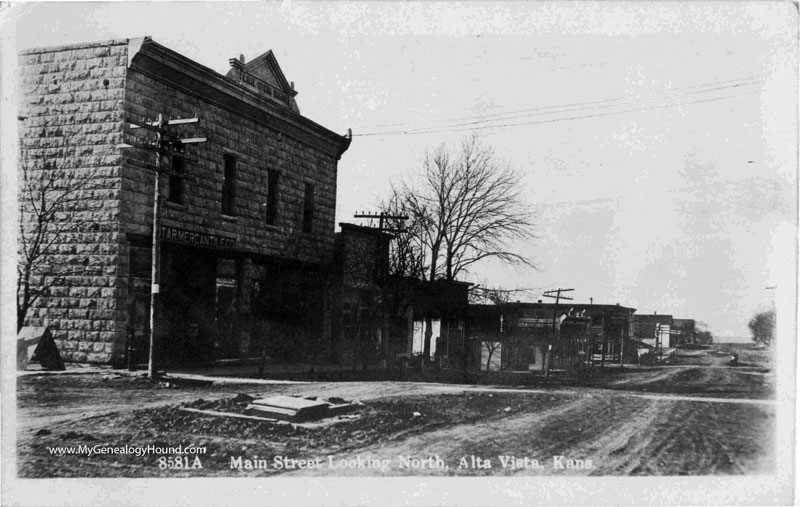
top-left (252, 395), bottom-right (329, 411)
top-left (248, 395), bottom-right (331, 421)
top-left (244, 404), bottom-right (298, 420)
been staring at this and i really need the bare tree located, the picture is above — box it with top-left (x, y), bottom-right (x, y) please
top-left (17, 148), bottom-right (100, 331)
top-left (379, 187), bottom-right (426, 280)
top-left (469, 284), bottom-right (537, 305)
top-left (482, 340), bottom-right (502, 373)
top-left (386, 134), bottom-right (537, 359)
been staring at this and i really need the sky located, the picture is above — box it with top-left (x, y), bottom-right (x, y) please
top-left (3, 1), bottom-right (797, 341)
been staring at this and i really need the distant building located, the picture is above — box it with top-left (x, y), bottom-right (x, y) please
top-left (671, 318), bottom-right (696, 345)
top-left (633, 314), bottom-right (674, 348)
top-left (403, 279), bottom-right (472, 363)
top-left (468, 301), bottom-right (637, 371)
top-left (18, 37), bottom-right (351, 365)
top-left (331, 223), bottom-right (472, 365)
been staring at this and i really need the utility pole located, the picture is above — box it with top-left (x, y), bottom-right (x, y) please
top-left (119, 114), bottom-right (206, 380)
top-left (543, 288), bottom-right (573, 375)
top-left (588, 297), bottom-right (594, 367)
top-left (619, 317), bottom-right (624, 370)
top-left (148, 115), bottom-right (163, 382)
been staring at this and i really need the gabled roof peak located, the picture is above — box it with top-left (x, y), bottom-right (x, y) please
top-left (247, 50), bottom-right (296, 94)
top-left (226, 49), bottom-right (299, 113)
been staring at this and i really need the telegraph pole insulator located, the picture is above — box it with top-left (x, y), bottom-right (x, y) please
top-left (353, 211), bottom-right (409, 234)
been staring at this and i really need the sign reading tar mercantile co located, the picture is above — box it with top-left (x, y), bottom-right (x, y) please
top-left (160, 226), bottom-right (237, 251)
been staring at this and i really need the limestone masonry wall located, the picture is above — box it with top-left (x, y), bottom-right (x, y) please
top-left (18, 40), bottom-right (129, 363)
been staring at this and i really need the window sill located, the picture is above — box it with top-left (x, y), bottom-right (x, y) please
top-left (164, 200), bottom-right (186, 209)
top-left (221, 214), bottom-right (238, 222)
top-left (264, 224), bottom-right (280, 232)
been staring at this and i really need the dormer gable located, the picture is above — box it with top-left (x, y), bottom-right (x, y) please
top-left (226, 50), bottom-right (300, 113)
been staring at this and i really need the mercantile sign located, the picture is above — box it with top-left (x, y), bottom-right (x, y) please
top-left (160, 225), bottom-right (237, 251)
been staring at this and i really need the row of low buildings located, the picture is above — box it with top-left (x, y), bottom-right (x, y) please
top-left (17, 37), bottom-right (697, 371)
top-left (469, 303), bottom-right (699, 372)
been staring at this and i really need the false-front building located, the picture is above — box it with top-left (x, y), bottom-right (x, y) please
top-left (469, 301), bottom-right (638, 371)
top-left (18, 37), bottom-right (351, 365)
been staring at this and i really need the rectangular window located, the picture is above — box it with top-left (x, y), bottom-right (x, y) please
top-left (221, 155), bottom-right (236, 215)
top-left (266, 169), bottom-right (280, 225)
top-left (302, 182), bottom-right (314, 233)
top-left (168, 155), bottom-right (183, 203)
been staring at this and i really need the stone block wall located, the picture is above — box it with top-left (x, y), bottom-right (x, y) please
top-left (18, 40), bottom-right (130, 363)
top-left (18, 37), bottom-right (347, 365)
top-left (120, 63), bottom-right (339, 265)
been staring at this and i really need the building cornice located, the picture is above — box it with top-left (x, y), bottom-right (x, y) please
top-left (128, 37), bottom-right (351, 160)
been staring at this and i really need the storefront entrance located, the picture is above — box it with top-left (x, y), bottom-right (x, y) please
top-left (126, 238), bottom-right (331, 367)
top-left (160, 244), bottom-right (218, 365)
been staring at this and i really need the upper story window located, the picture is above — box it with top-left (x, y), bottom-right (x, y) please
top-left (302, 182), bottom-right (314, 234)
top-left (167, 155), bottom-right (184, 204)
top-left (221, 155), bottom-right (236, 215)
top-left (266, 169), bottom-right (280, 226)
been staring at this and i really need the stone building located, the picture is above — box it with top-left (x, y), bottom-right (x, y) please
top-left (18, 37), bottom-right (351, 365)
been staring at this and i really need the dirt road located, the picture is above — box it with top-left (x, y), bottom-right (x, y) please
top-left (284, 382), bottom-right (773, 477)
top-left (15, 345), bottom-right (776, 477)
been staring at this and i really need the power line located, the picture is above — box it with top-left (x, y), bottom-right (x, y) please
top-left (534, 179), bottom-right (757, 210)
top-left (351, 74), bottom-right (764, 131)
top-left (355, 84), bottom-right (763, 136)
top-left (398, 79), bottom-right (763, 134)
top-left (353, 88), bottom-right (763, 137)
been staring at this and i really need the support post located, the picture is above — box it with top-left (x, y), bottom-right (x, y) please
top-left (601, 313), bottom-right (606, 368)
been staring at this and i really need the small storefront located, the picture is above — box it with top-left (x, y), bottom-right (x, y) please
top-left (159, 243), bottom-right (239, 364)
top-left (126, 225), bottom-right (334, 367)
top-left (127, 227), bottom-right (244, 366)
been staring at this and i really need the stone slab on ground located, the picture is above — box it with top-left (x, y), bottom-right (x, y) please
top-left (252, 395), bottom-right (329, 411)
top-left (248, 395), bottom-right (331, 421)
